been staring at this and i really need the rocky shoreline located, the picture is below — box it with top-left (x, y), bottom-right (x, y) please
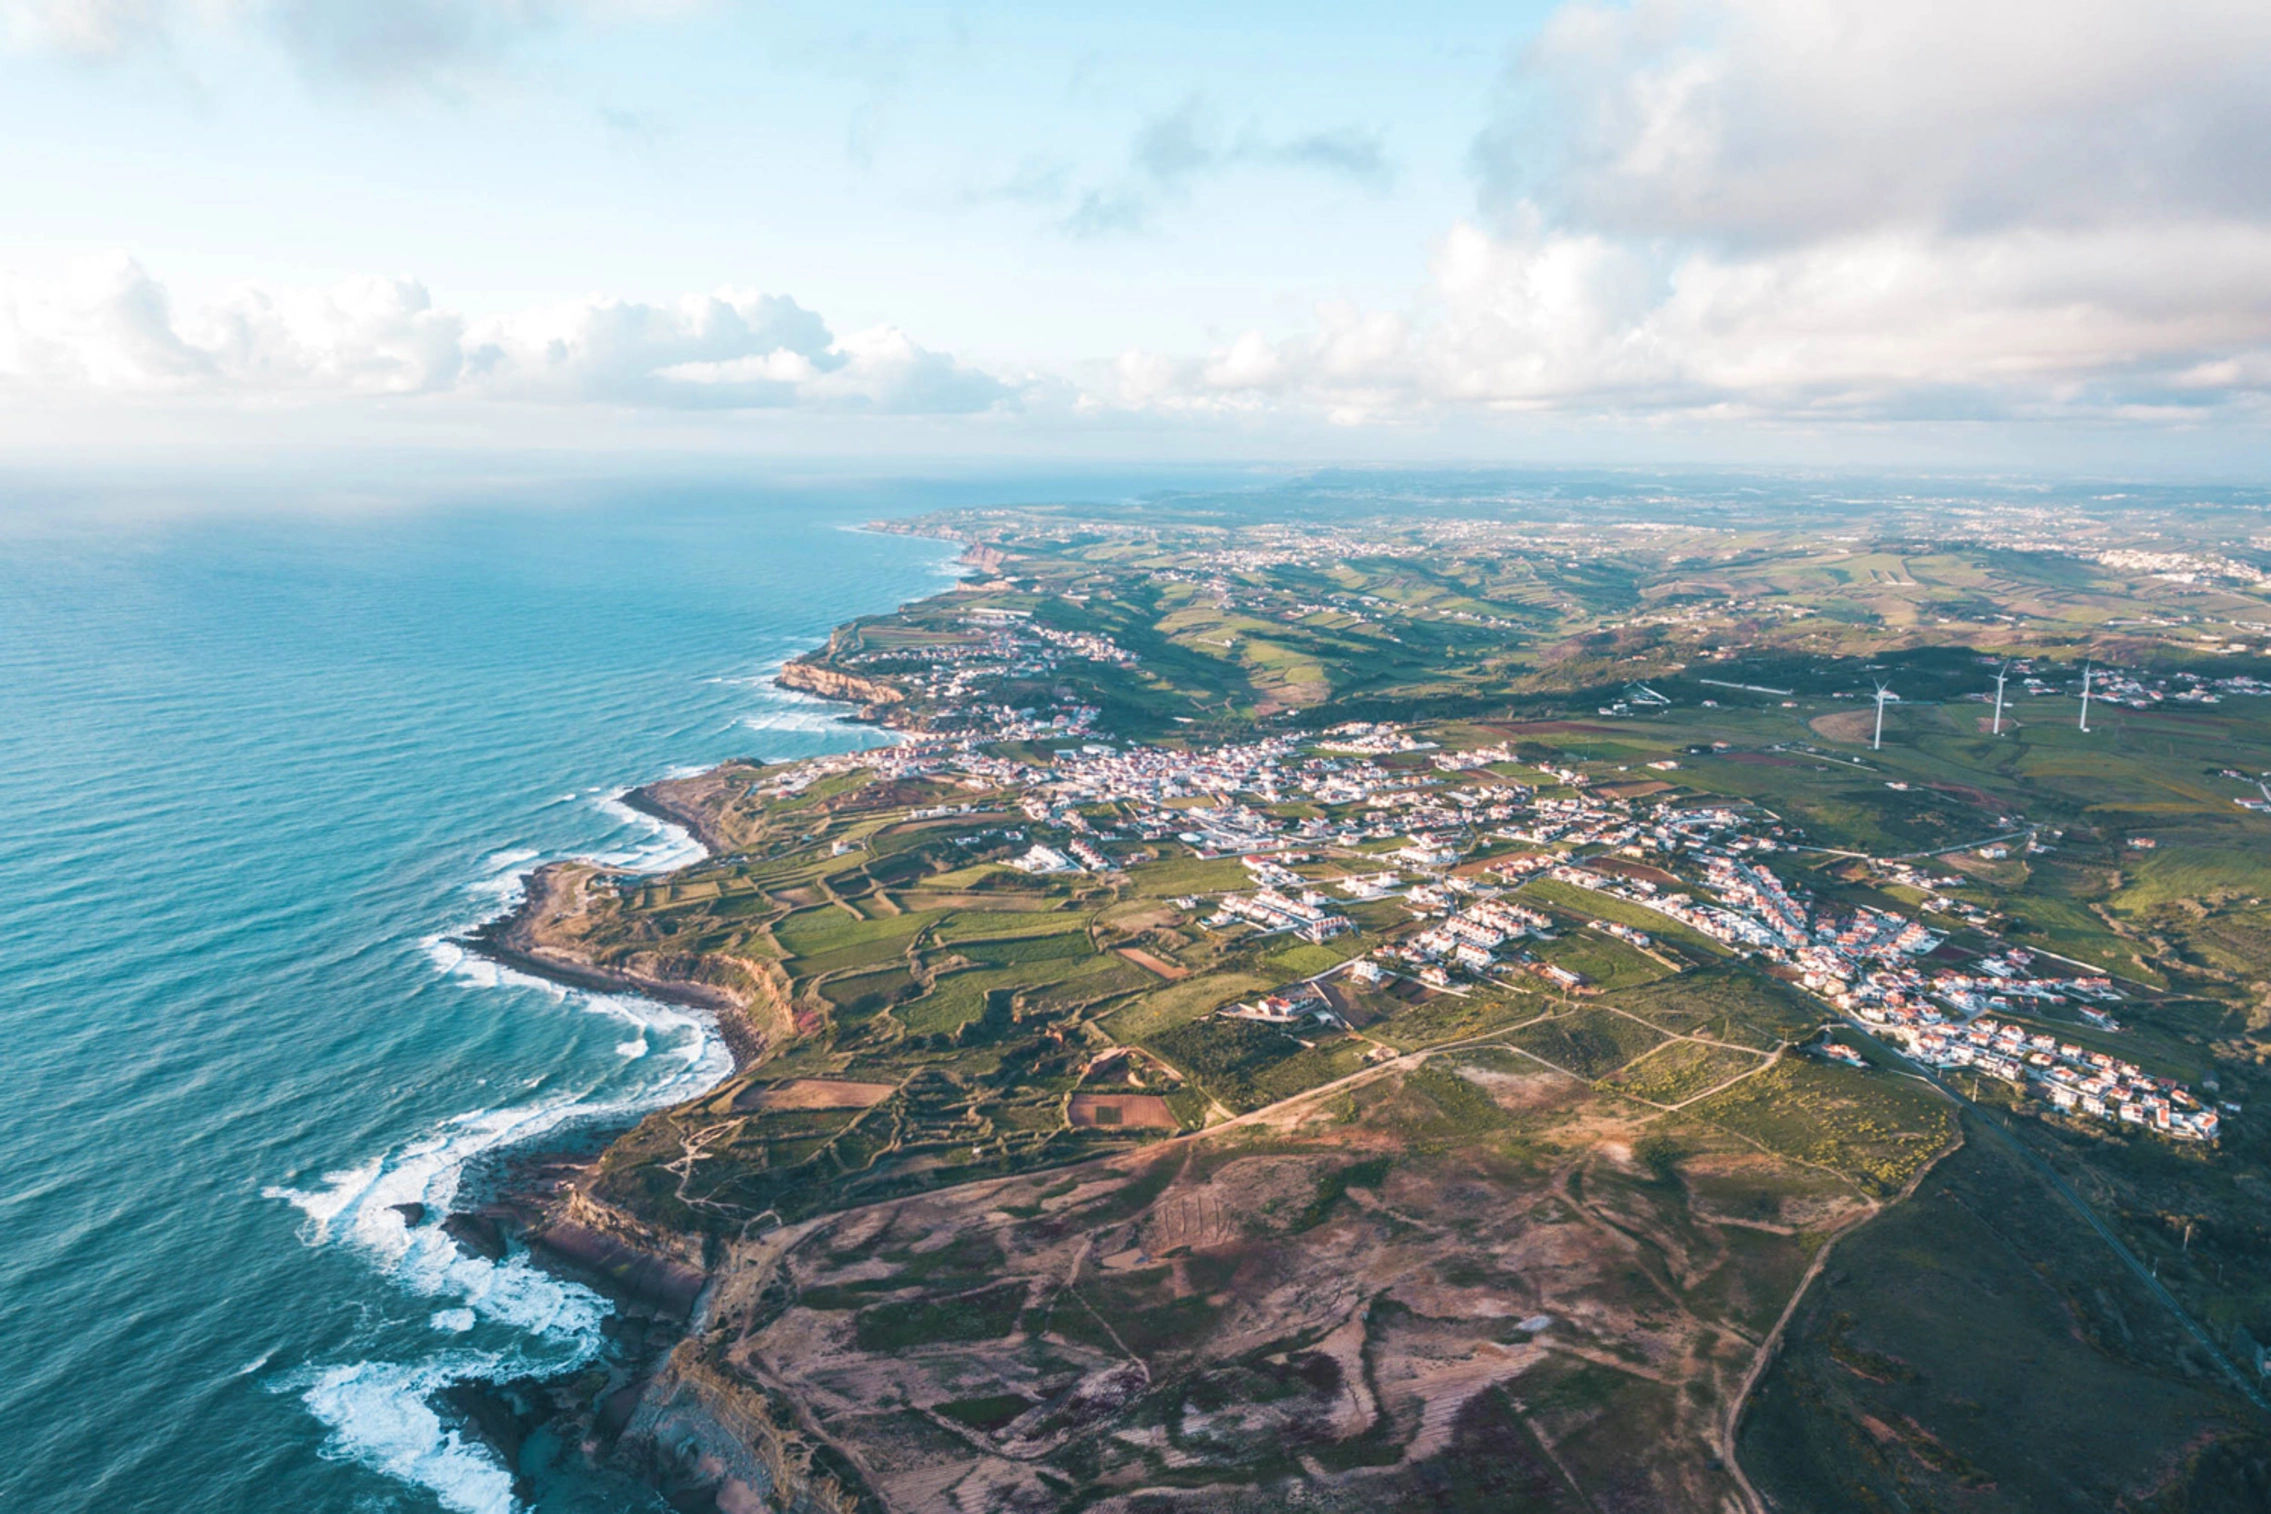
top-left (434, 846), bottom-right (756, 1508)
top-left (617, 779), bottom-right (736, 861)
top-left (441, 891), bottom-right (878, 1514)
top-left (411, 1134), bottom-right (745, 1513)
top-left (466, 859), bottom-right (771, 1068)
top-left (420, 554), bottom-right (970, 1512)
top-left (435, 746), bottom-right (879, 1507)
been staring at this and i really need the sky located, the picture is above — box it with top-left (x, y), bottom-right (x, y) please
top-left (3, 0), bottom-right (2270, 470)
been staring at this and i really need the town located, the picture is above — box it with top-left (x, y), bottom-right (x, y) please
top-left (747, 705), bottom-right (2223, 1144)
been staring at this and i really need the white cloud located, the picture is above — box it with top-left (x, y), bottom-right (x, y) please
top-left (1061, 94), bottom-right (1395, 238)
top-left (1, 0), bottom-right (177, 57)
top-left (1106, 0), bottom-right (2271, 429)
top-left (0, 0), bottom-right (695, 83)
top-left (10, 0), bottom-right (2271, 448)
top-left (0, 255), bottom-right (1015, 414)
top-left (1480, 0), bottom-right (2271, 243)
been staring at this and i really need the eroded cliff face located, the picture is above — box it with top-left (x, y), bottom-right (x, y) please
top-left (776, 661), bottom-right (903, 707)
top-left (472, 861), bottom-right (789, 1064)
top-left (615, 1340), bottom-right (870, 1514)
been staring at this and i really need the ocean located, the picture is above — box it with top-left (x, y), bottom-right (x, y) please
top-left (0, 475), bottom-right (1059, 1514)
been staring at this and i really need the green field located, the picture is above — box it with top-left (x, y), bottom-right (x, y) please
top-left (1504, 1007), bottom-right (1669, 1080)
top-left (1690, 1058), bottom-right (1953, 1196)
top-left (1604, 1039), bottom-right (1770, 1105)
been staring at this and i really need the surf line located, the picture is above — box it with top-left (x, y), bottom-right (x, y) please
top-left (272, 783), bottom-right (736, 1514)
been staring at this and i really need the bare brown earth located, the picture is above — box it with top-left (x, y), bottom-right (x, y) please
top-left (1114, 946), bottom-right (1191, 981)
top-left (1584, 857), bottom-right (1683, 888)
top-left (1596, 780), bottom-right (1675, 800)
top-left (739, 1080), bottom-right (900, 1113)
top-left (1066, 1093), bottom-right (1178, 1130)
top-left (683, 1055), bottom-right (1875, 1513)
top-left (1806, 709), bottom-right (1877, 743)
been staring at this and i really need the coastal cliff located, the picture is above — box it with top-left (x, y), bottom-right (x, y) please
top-left (469, 861), bottom-right (783, 1065)
top-left (616, 1340), bottom-right (872, 1514)
top-left (619, 780), bottom-right (734, 859)
top-left (529, 1187), bottom-right (710, 1317)
top-left (775, 659), bottom-right (902, 708)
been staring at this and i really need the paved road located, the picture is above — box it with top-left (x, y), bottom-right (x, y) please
top-left (1874, 1041), bottom-right (2269, 1413)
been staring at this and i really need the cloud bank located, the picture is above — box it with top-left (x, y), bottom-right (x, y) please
top-left (8, 0), bottom-right (2271, 447)
top-left (1110, 0), bottom-right (2271, 429)
top-left (0, 256), bottom-right (1014, 413)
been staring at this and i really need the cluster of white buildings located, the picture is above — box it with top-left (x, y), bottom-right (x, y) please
top-left (2093, 548), bottom-right (2270, 588)
top-left (1396, 897), bottom-right (1556, 975)
top-left (1206, 886), bottom-right (1354, 943)
top-left (1548, 861), bottom-right (1784, 953)
top-left (1315, 721), bottom-right (1439, 755)
top-left (830, 614), bottom-right (1139, 704)
top-left (1904, 1018), bottom-right (2221, 1141)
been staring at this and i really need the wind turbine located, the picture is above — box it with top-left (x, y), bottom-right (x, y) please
top-left (1991, 660), bottom-right (2010, 736)
top-left (2078, 661), bottom-right (2094, 733)
top-left (1872, 679), bottom-right (1894, 751)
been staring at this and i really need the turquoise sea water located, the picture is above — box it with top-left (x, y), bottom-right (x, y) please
top-left (0, 480), bottom-right (1007, 1514)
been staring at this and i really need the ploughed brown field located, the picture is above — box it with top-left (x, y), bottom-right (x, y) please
top-left (1113, 946), bottom-right (1189, 980)
top-left (734, 1078), bottom-right (897, 1112)
top-left (1066, 1093), bottom-right (1177, 1129)
top-left (1807, 709), bottom-right (1878, 742)
top-left (1483, 720), bottom-right (1630, 737)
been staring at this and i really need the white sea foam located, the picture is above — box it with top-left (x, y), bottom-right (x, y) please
top-left (467, 859), bottom-right (534, 909)
top-left (734, 680), bottom-right (906, 747)
top-left (710, 650), bottom-right (903, 745)
top-left (592, 790), bottom-right (707, 872)
top-left (299, 1355), bottom-right (521, 1514)
top-left (737, 700), bottom-right (861, 737)
top-left (421, 935), bottom-right (728, 1085)
top-left (420, 935), bottom-right (470, 976)
top-left (304, 643), bottom-right (820, 1509)
top-left (419, 935), bottom-right (552, 995)
top-left (278, 993), bottom-right (729, 1510)
top-left (267, 1104), bottom-right (612, 1341)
